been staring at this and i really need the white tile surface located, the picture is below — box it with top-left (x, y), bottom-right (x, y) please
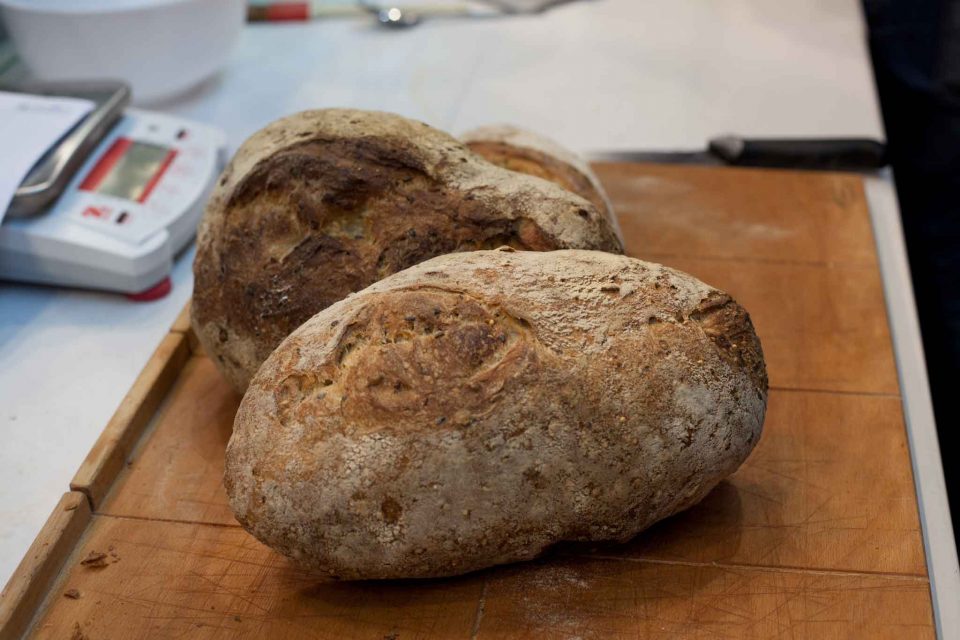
top-left (0, 246), bottom-right (193, 580)
top-left (148, 0), bottom-right (884, 150)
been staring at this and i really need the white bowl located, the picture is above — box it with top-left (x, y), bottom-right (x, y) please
top-left (0, 0), bottom-right (244, 103)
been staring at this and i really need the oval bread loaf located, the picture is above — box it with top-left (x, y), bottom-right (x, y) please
top-left (462, 124), bottom-right (623, 244)
top-left (225, 249), bottom-right (768, 580)
top-left (192, 110), bottom-right (624, 392)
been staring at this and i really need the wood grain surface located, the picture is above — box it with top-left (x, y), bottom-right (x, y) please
top-left (29, 515), bottom-right (486, 640)
top-left (663, 258), bottom-right (898, 394)
top-left (9, 163), bottom-right (935, 639)
top-left (69, 332), bottom-right (191, 509)
top-left (478, 557), bottom-right (932, 640)
top-left (575, 390), bottom-right (924, 575)
top-left (600, 163), bottom-right (878, 266)
top-left (96, 362), bottom-right (923, 576)
top-left (25, 518), bottom-right (932, 640)
top-left (98, 356), bottom-right (240, 526)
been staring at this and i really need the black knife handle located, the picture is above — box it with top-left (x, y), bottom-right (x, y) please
top-left (708, 136), bottom-right (888, 171)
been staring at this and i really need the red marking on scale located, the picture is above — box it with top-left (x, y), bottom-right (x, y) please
top-left (79, 138), bottom-right (132, 192)
top-left (137, 149), bottom-right (178, 203)
top-left (126, 276), bottom-right (172, 302)
top-left (82, 205), bottom-right (110, 219)
top-left (265, 2), bottom-right (309, 20)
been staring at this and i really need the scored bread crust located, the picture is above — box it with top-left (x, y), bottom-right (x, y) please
top-left (225, 249), bottom-right (767, 580)
top-left (462, 124), bottom-right (623, 244)
top-left (192, 110), bottom-right (624, 392)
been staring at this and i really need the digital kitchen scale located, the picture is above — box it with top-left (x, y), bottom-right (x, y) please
top-left (0, 81), bottom-right (227, 299)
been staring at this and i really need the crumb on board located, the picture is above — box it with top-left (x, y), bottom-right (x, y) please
top-left (70, 622), bottom-right (88, 640)
top-left (80, 551), bottom-right (108, 568)
top-left (80, 549), bottom-right (118, 568)
top-left (63, 588), bottom-right (81, 599)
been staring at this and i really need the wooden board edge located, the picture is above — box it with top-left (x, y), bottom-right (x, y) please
top-left (588, 159), bottom-right (863, 180)
top-left (187, 330), bottom-right (201, 354)
top-left (0, 492), bottom-right (91, 640)
top-left (169, 302), bottom-right (191, 335)
top-left (69, 331), bottom-right (191, 509)
top-left (169, 302), bottom-right (201, 353)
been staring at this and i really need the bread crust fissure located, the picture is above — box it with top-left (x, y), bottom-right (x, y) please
top-left (268, 287), bottom-right (542, 438)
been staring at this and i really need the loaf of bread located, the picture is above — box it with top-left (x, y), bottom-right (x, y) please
top-left (225, 249), bottom-right (767, 580)
top-left (462, 124), bottom-right (623, 244)
top-left (192, 110), bottom-right (624, 392)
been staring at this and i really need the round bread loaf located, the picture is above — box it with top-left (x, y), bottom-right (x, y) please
top-left (192, 110), bottom-right (623, 392)
top-left (225, 249), bottom-right (767, 580)
top-left (462, 124), bottom-right (623, 244)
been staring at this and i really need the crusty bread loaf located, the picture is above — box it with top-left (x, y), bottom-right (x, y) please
top-left (225, 249), bottom-right (767, 580)
top-left (192, 110), bottom-right (624, 392)
top-left (462, 124), bottom-right (623, 244)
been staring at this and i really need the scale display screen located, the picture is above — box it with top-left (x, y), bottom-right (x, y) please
top-left (79, 138), bottom-right (177, 203)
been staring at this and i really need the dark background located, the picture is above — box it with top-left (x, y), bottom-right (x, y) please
top-left (864, 0), bottom-right (959, 543)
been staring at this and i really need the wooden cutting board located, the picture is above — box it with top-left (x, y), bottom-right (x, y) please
top-left (0, 163), bottom-right (935, 639)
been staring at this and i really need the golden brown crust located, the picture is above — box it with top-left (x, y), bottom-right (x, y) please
top-left (466, 140), bottom-right (602, 207)
top-left (225, 249), bottom-right (767, 580)
top-left (192, 110), bottom-right (624, 392)
top-left (462, 124), bottom-right (623, 244)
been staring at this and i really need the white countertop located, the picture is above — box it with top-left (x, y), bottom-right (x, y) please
top-left (2, 0), bottom-right (957, 632)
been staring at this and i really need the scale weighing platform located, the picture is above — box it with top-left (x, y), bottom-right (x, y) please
top-left (0, 82), bottom-right (226, 299)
